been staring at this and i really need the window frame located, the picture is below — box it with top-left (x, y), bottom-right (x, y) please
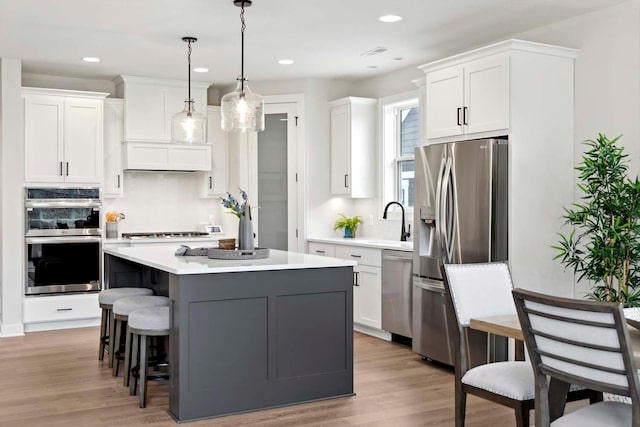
top-left (379, 92), bottom-right (419, 219)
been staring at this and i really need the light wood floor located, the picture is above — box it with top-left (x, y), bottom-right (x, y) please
top-left (0, 327), bottom-right (581, 426)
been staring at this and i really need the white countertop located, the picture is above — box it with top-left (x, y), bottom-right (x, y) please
top-left (103, 245), bottom-right (356, 275)
top-left (103, 235), bottom-right (233, 245)
top-left (307, 237), bottom-right (413, 252)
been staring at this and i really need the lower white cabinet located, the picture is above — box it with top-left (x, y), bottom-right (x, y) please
top-left (308, 241), bottom-right (382, 331)
top-left (23, 293), bottom-right (100, 324)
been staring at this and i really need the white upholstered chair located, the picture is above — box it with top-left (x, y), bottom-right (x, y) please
top-left (443, 263), bottom-right (597, 427)
top-left (513, 288), bottom-right (640, 426)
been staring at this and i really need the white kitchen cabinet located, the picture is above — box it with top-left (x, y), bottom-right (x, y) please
top-left (23, 293), bottom-right (100, 326)
top-left (329, 97), bottom-right (376, 198)
top-left (201, 106), bottom-right (228, 197)
top-left (353, 264), bottom-right (382, 329)
top-left (115, 75), bottom-right (209, 143)
top-left (24, 88), bottom-right (107, 184)
top-left (103, 98), bottom-right (124, 198)
top-left (424, 54), bottom-right (509, 139)
top-left (308, 242), bottom-right (336, 258)
top-left (123, 141), bottom-right (211, 171)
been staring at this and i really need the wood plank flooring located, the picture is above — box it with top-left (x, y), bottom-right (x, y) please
top-left (0, 327), bottom-right (583, 426)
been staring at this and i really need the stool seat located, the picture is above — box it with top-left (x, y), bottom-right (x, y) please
top-left (129, 306), bottom-right (169, 332)
top-left (99, 288), bottom-right (153, 306)
top-left (113, 296), bottom-right (169, 317)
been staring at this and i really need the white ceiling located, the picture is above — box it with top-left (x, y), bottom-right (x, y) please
top-left (0, 0), bottom-right (629, 86)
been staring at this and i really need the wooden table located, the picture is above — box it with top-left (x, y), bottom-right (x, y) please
top-left (470, 314), bottom-right (640, 364)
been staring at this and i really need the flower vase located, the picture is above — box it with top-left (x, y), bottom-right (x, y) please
top-left (238, 206), bottom-right (254, 250)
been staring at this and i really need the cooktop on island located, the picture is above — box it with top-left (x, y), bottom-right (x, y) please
top-left (121, 231), bottom-right (210, 240)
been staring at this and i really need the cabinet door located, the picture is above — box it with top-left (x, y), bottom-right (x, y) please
top-left (464, 55), bottom-right (509, 135)
top-left (202, 107), bottom-right (228, 197)
top-left (123, 84), bottom-right (166, 141)
top-left (330, 104), bottom-right (351, 195)
top-left (354, 264), bottom-right (382, 329)
top-left (24, 95), bottom-right (64, 183)
top-left (425, 65), bottom-right (464, 139)
top-left (64, 99), bottom-right (103, 183)
top-left (308, 242), bottom-right (336, 257)
top-left (103, 99), bottom-right (124, 197)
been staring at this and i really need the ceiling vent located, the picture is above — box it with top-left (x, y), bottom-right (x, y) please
top-left (360, 46), bottom-right (389, 57)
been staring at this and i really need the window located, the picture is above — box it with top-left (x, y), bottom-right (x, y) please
top-left (381, 94), bottom-right (419, 213)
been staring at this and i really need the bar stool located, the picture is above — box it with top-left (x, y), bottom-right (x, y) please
top-left (111, 295), bottom-right (169, 377)
top-left (98, 287), bottom-right (153, 365)
top-left (127, 305), bottom-right (170, 408)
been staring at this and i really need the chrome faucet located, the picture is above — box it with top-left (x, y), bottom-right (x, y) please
top-left (382, 201), bottom-right (411, 241)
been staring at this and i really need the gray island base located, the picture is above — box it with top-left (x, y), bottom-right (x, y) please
top-left (104, 247), bottom-right (355, 422)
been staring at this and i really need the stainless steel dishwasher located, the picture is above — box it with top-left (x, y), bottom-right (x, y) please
top-left (381, 249), bottom-right (413, 338)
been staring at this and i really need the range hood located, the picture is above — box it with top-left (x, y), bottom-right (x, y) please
top-left (123, 140), bottom-right (212, 172)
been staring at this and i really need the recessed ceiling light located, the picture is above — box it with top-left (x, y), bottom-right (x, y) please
top-left (393, 57), bottom-right (404, 61)
top-left (278, 59), bottom-right (294, 65)
top-left (366, 65), bottom-right (378, 69)
top-left (378, 15), bottom-right (402, 23)
top-left (193, 67), bottom-right (209, 73)
top-left (82, 57), bottom-right (100, 63)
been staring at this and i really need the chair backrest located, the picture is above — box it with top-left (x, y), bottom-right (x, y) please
top-left (442, 262), bottom-right (516, 327)
top-left (513, 288), bottom-right (640, 416)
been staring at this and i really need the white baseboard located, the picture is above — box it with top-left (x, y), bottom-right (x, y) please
top-left (0, 322), bottom-right (25, 337)
top-left (24, 317), bottom-right (100, 333)
top-left (354, 323), bottom-right (391, 341)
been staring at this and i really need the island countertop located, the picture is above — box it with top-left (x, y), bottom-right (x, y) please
top-left (103, 245), bottom-right (356, 275)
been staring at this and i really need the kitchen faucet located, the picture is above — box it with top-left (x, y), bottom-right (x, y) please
top-left (382, 201), bottom-right (411, 241)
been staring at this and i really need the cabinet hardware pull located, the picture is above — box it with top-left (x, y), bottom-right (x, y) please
top-left (353, 271), bottom-right (360, 286)
top-left (117, 174), bottom-right (121, 188)
top-left (209, 176), bottom-right (213, 189)
top-left (350, 254), bottom-right (362, 258)
top-left (315, 250), bottom-right (325, 254)
top-left (457, 107), bottom-right (462, 126)
top-left (59, 162), bottom-right (63, 176)
top-left (463, 107), bottom-right (468, 125)
top-left (57, 308), bottom-right (73, 311)
top-left (66, 162), bottom-right (69, 176)
top-left (344, 174), bottom-right (349, 188)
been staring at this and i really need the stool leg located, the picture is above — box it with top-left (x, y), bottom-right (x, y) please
top-left (123, 327), bottom-right (132, 387)
top-left (130, 333), bottom-right (139, 396)
top-left (98, 308), bottom-right (108, 361)
top-left (139, 334), bottom-right (148, 408)
top-left (108, 311), bottom-right (115, 369)
top-left (112, 319), bottom-right (122, 377)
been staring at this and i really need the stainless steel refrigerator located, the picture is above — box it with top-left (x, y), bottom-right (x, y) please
top-left (412, 138), bottom-right (508, 366)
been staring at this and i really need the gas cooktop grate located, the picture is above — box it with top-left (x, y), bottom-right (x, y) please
top-left (121, 231), bottom-right (210, 239)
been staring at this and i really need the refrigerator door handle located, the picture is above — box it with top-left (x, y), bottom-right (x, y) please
top-left (434, 156), bottom-right (446, 254)
top-left (440, 157), bottom-right (453, 263)
top-left (446, 159), bottom-right (458, 263)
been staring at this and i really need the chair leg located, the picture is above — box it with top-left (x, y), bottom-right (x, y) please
top-left (108, 310), bottom-right (116, 368)
top-left (130, 333), bottom-right (139, 396)
top-left (112, 319), bottom-right (122, 377)
top-left (123, 327), bottom-right (132, 387)
top-left (98, 308), bottom-right (108, 361)
top-left (455, 387), bottom-right (466, 427)
top-left (139, 334), bottom-right (148, 408)
top-left (515, 403), bottom-right (530, 427)
top-left (589, 391), bottom-right (603, 404)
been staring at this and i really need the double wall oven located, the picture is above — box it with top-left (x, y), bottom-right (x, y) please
top-left (25, 188), bottom-right (102, 295)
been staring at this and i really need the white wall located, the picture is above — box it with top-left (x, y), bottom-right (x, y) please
top-left (0, 58), bottom-right (25, 336)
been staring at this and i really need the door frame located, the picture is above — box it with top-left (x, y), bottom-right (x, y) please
top-left (247, 94), bottom-right (305, 253)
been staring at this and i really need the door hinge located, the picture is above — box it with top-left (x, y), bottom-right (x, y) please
top-left (296, 229), bottom-right (298, 238)
top-left (295, 173), bottom-right (298, 182)
top-left (295, 116), bottom-right (299, 126)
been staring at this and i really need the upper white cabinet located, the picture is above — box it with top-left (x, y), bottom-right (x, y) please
top-left (103, 98), bottom-right (124, 198)
top-left (114, 75), bottom-right (209, 143)
top-left (329, 97), bottom-right (376, 198)
top-left (123, 141), bottom-right (211, 171)
top-left (24, 88), bottom-right (107, 184)
top-left (201, 106), bottom-right (228, 197)
top-left (424, 54), bottom-right (509, 139)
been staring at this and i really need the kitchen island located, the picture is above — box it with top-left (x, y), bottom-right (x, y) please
top-left (103, 246), bottom-right (356, 422)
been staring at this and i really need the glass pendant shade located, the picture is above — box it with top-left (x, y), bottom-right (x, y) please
top-left (172, 100), bottom-right (207, 144)
top-left (221, 81), bottom-right (264, 132)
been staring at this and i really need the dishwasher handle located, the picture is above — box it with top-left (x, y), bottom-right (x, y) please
top-left (382, 254), bottom-right (412, 262)
top-left (414, 277), bottom-right (445, 294)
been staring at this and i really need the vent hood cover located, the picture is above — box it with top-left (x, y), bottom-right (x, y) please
top-left (123, 141), bottom-right (211, 172)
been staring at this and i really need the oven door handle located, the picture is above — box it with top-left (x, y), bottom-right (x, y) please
top-left (25, 200), bottom-right (102, 208)
top-left (26, 236), bottom-right (102, 244)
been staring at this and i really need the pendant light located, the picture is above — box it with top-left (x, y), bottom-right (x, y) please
top-left (172, 36), bottom-right (207, 144)
top-left (221, 0), bottom-right (264, 132)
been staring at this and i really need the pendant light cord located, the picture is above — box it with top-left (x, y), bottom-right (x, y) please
top-left (187, 39), bottom-right (192, 104)
top-left (240, 2), bottom-right (246, 95)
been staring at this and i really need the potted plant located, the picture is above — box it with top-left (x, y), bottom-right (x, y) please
top-left (333, 214), bottom-right (364, 238)
top-left (554, 134), bottom-right (640, 305)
